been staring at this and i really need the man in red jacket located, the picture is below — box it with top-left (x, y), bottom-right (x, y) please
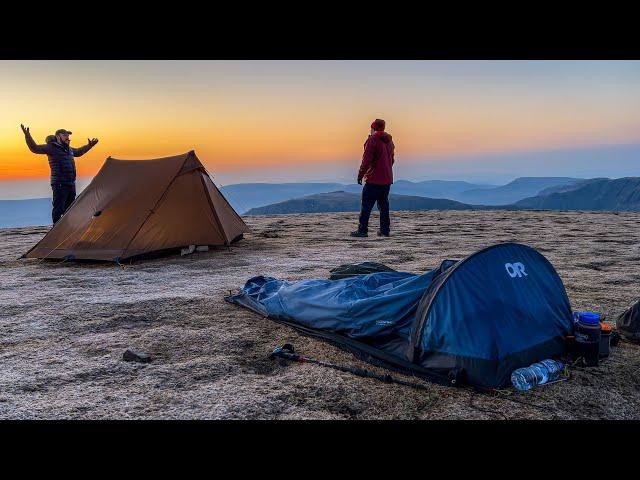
top-left (350, 118), bottom-right (395, 237)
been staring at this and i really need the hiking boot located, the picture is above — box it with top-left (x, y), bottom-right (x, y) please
top-left (350, 230), bottom-right (368, 237)
top-left (377, 230), bottom-right (390, 237)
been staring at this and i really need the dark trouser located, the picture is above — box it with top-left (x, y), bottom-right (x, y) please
top-left (51, 183), bottom-right (76, 224)
top-left (358, 183), bottom-right (391, 234)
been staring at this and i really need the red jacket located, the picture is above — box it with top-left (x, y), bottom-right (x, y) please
top-left (357, 131), bottom-right (395, 185)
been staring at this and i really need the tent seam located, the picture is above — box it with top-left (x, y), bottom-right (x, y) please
top-left (201, 167), bottom-right (250, 231)
top-left (119, 152), bottom-right (193, 260)
top-left (200, 172), bottom-right (230, 246)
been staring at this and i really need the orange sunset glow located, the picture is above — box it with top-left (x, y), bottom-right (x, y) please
top-left (1, 60), bottom-right (640, 184)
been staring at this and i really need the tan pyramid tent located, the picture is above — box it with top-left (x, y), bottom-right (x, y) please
top-left (25, 151), bottom-right (250, 261)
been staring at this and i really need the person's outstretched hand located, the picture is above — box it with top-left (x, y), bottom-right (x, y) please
top-left (21, 124), bottom-right (29, 135)
top-left (88, 138), bottom-right (99, 147)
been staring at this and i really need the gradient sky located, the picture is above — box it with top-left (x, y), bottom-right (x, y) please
top-left (1, 60), bottom-right (639, 195)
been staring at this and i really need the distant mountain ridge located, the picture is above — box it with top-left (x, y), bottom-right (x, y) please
top-left (245, 191), bottom-right (474, 215)
top-left (220, 183), bottom-right (344, 213)
top-left (245, 177), bottom-right (640, 215)
top-left (0, 198), bottom-right (51, 228)
top-left (6, 176), bottom-right (635, 228)
top-left (514, 177), bottom-right (640, 211)
top-left (220, 180), bottom-right (495, 213)
top-left (535, 178), bottom-right (608, 196)
top-left (455, 177), bottom-right (583, 205)
top-left (221, 177), bottom-right (582, 212)
top-left (338, 179), bottom-right (495, 197)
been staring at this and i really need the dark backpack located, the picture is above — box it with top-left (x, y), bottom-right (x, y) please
top-left (328, 262), bottom-right (396, 280)
top-left (616, 299), bottom-right (640, 343)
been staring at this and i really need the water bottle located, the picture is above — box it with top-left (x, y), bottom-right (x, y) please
top-left (511, 359), bottom-right (565, 391)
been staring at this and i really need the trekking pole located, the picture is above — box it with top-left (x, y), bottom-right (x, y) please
top-left (269, 344), bottom-right (433, 391)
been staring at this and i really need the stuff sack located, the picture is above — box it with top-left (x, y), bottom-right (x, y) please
top-left (328, 261), bottom-right (397, 280)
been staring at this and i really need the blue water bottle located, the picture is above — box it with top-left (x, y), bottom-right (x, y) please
top-left (573, 311), bottom-right (601, 366)
top-left (511, 359), bottom-right (565, 391)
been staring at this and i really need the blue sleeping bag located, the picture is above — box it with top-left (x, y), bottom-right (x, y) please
top-left (235, 270), bottom-right (434, 343)
top-left (227, 243), bottom-right (573, 389)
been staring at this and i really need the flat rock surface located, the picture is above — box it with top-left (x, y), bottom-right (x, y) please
top-left (1, 210), bottom-right (639, 419)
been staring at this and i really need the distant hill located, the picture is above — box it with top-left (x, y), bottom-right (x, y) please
top-left (341, 179), bottom-right (495, 197)
top-left (513, 177), bottom-right (640, 211)
top-left (0, 198), bottom-right (51, 228)
top-left (221, 180), bottom-right (494, 213)
top-left (245, 191), bottom-right (474, 215)
top-left (225, 178), bottom-right (577, 210)
top-left (5, 177), bottom-right (632, 228)
top-left (220, 183), bottom-right (343, 213)
top-left (535, 178), bottom-right (608, 196)
top-left (3, 181), bottom-right (485, 227)
top-left (456, 177), bottom-right (583, 205)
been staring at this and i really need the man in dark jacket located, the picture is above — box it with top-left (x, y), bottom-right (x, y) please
top-left (350, 118), bottom-right (395, 237)
top-left (21, 124), bottom-right (98, 224)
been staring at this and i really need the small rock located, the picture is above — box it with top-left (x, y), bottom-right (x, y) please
top-left (123, 348), bottom-right (152, 363)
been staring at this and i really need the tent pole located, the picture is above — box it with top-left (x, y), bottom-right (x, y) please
top-left (270, 344), bottom-right (437, 391)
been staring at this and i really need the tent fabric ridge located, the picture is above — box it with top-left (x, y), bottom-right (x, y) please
top-left (200, 173), bottom-right (229, 246)
top-left (204, 176), bottom-right (251, 233)
top-left (119, 152), bottom-right (197, 259)
top-left (177, 166), bottom-right (204, 176)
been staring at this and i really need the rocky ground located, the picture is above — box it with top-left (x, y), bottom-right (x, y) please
top-left (1, 210), bottom-right (639, 419)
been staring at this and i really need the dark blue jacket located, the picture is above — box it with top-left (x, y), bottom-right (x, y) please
top-left (24, 132), bottom-right (95, 185)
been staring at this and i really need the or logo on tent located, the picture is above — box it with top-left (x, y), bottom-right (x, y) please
top-left (23, 151), bottom-right (250, 262)
top-left (505, 262), bottom-right (528, 278)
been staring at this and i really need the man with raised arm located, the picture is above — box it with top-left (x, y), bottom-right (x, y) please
top-left (21, 124), bottom-right (98, 224)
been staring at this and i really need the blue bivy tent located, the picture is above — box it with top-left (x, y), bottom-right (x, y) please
top-left (226, 243), bottom-right (574, 389)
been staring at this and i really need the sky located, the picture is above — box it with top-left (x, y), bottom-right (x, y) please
top-left (1, 60), bottom-right (639, 198)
